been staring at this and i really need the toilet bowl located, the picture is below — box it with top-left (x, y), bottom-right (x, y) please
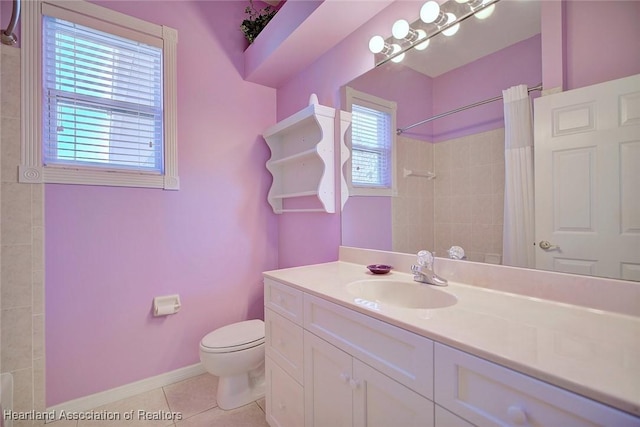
top-left (199, 319), bottom-right (265, 410)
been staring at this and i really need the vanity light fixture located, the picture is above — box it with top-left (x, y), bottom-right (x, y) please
top-left (414, 29), bottom-right (429, 50)
top-left (368, 35), bottom-right (392, 55)
top-left (474, 1), bottom-right (496, 19)
top-left (390, 44), bottom-right (405, 63)
top-left (391, 19), bottom-right (415, 41)
top-left (442, 13), bottom-right (460, 36)
top-left (371, 0), bottom-right (501, 66)
top-left (420, 1), bottom-right (448, 26)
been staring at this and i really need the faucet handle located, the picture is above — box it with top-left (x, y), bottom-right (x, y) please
top-left (416, 250), bottom-right (434, 269)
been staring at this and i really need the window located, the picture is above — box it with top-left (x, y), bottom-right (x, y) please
top-left (21, 0), bottom-right (179, 189)
top-left (346, 87), bottom-right (397, 196)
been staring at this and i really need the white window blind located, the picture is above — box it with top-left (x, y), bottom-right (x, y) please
top-left (42, 16), bottom-right (164, 173)
top-left (351, 104), bottom-right (392, 189)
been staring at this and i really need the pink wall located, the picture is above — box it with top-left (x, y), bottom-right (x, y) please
top-left (431, 35), bottom-right (542, 142)
top-left (45, 1), bottom-right (278, 405)
top-left (341, 196), bottom-right (393, 251)
top-left (346, 35), bottom-right (542, 144)
top-left (564, 0), bottom-right (640, 90)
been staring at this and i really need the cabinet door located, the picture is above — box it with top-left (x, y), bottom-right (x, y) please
top-left (304, 331), bottom-right (353, 427)
top-left (266, 356), bottom-right (304, 427)
top-left (353, 359), bottom-right (434, 427)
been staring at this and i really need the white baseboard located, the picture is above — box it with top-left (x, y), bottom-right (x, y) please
top-left (47, 363), bottom-right (206, 415)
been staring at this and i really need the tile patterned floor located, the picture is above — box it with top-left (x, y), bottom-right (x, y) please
top-left (47, 374), bottom-right (268, 427)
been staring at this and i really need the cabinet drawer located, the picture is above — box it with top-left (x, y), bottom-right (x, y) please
top-left (264, 278), bottom-right (303, 325)
top-left (304, 294), bottom-right (433, 399)
top-left (434, 343), bottom-right (640, 427)
top-left (266, 356), bottom-right (304, 427)
top-left (266, 308), bottom-right (304, 384)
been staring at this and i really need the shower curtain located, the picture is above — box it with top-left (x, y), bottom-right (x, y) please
top-left (502, 85), bottom-right (535, 268)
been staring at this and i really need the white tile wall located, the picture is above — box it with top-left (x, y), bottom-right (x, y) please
top-left (393, 136), bottom-right (435, 254)
top-left (1, 44), bottom-right (46, 425)
top-left (393, 129), bottom-right (505, 263)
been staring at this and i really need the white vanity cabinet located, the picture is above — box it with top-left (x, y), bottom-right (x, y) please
top-left (264, 277), bottom-right (640, 427)
top-left (304, 331), bottom-right (433, 427)
top-left (264, 278), bottom-right (435, 427)
top-left (304, 295), bottom-right (434, 427)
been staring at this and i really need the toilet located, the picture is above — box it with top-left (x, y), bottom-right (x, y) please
top-left (199, 319), bottom-right (266, 410)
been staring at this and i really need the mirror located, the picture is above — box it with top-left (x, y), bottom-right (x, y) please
top-left (341, 0), bottom-right (639, 282)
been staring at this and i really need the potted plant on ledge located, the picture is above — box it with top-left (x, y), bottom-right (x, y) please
top-left (241, 0), bottom-right (277, 44)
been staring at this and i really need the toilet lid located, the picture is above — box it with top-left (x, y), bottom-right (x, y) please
top-left (201, 319), bottom-right (265, 351)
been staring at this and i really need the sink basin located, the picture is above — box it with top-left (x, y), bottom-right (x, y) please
top-left (347, 279), bottom-right (457, 309)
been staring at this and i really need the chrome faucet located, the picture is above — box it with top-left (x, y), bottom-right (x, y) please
top-left (411, 250), bottom-right (448, 287)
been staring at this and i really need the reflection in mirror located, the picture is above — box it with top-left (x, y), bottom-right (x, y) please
top-left (341, 0), bottom-right (640, 281)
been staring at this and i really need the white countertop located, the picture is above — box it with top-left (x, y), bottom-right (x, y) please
top-left (264, 260), bottom-right (640, 417)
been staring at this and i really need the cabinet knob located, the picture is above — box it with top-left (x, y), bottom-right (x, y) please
top-left (339, 372), bottom-right (350, 383)
top-left (275, 294), bottom-right (284, 303)
top-left (349, 378), bottom-right (360, 390)
top-left (507, 405), bottom-right (527, 425)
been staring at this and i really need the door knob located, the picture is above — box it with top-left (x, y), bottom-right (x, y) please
top-left (538, 240), bottom-right (558, 250)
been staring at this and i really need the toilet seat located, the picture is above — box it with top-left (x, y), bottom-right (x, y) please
top-left (200, 319), bottom-right (265, 353)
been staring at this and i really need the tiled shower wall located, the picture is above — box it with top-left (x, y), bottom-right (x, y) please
top-left (1, 44), bottom-right (46, 424)
top-left (392, 135), bottom-right (435, 254)
top-left (433, 128), bottom-right (505, 263)
top-left (393, 129), bottom-right (505, 263)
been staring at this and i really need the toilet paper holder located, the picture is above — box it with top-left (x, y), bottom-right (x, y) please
top-left (153, 294), bottom-right (181, 317)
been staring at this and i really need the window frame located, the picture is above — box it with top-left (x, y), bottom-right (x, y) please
top-left (345, 86), bottom-right (397, 197)
top-left (20, 0), bottom-right (179, 190)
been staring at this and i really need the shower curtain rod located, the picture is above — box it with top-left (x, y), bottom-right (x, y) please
top-left (397, 84), bottom-right (543, 135)
top-left (1, 0), bottom-right (21, 45)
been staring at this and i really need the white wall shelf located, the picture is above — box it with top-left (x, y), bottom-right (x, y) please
top-left (268, 148), bottom-right (317, 167)
top-left (264, 94), bottom-right (336, 214)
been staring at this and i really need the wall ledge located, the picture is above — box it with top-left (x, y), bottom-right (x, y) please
top-left (243, 0), bottom-right (393, 88)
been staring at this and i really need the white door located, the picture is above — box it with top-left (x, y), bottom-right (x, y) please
top-left (304, 331), bottom-right (353, 427)
top-left (534, 74), bottom-right (640, 280)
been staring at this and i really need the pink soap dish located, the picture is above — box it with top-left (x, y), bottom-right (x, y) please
top-left (367, 264), bottom-right (393, 274)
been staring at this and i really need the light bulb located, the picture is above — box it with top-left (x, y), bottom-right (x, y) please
top-left (414, 29), bottom-right (429, 51)
top-left (390, 44), bottom-right (405, 63)
top-left (392, 19), bottom-right (410, 40)
top-left (420, 1), bottom-right (441, 24)
top-left (442, 13), bottom-right (460, 36)
top-left (474, 3), bottom-right (495, 19)
top-left (369, 35), bottom-right (386, 54)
